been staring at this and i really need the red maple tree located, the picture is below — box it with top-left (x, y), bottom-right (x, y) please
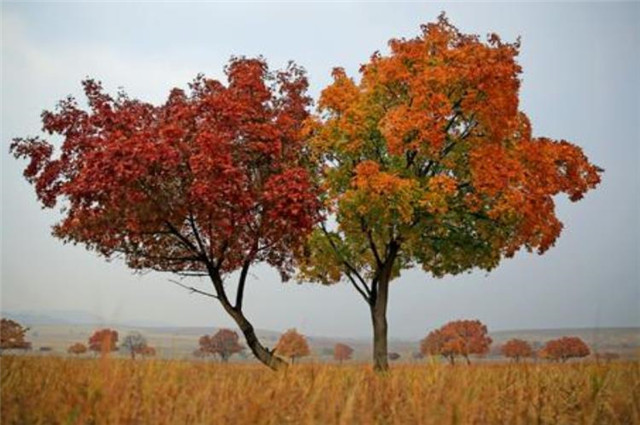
top-left (0, 319), bottom-right (31, 351)
top-left (501, 338), bottom-right (533, 362)
top-left (199, 329), bottom-right (244, 362)
top-left (10, 57), bottom-right (320, 370)
top-left (67, 342), bottom-right (88, 356)
top-left (333, 343), bottom-right (354, 363)
top-left (421, 320), bottom-right (492, 364)
top-left (540, 336), bottom-right (590, 362)
top-left (88, 328), bottom-right (118, 355)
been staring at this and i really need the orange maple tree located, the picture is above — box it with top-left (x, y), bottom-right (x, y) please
top-left (300, 14), bottom-right (602, 371)
top-left (540, 336), bottom-right (590, 362)
top-left (0, 318), bottom-right (31, 351)
top-left (10, 57), bottom-right (320, 370)
top-left (88, 328), bottom-right (118, 355)
top-left (67, 342), bottom-right (88, 356)
top-left (501, 338), bottom-right (533, 362)
top-left (275, 329), bottom-right (310, 364)
top-left (333, 343), bottom-right (354, 363)
top-left (421, 320), bottom-right (492, 364)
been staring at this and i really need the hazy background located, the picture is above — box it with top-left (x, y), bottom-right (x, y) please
top-left (2, 2), bottom-right (638, 340)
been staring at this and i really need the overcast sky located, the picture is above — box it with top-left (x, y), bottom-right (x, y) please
top-left (1, 2), bottom-right (638, 340)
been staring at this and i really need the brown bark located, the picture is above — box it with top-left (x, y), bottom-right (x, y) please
top-left (371, 296), bottom-right (389, 372)
top-left (369, 242), bottom-right (399, 372)
top-left (205, 263), bottom-right (287, 371)
top-left (228, 307), bottom-right (287, 371)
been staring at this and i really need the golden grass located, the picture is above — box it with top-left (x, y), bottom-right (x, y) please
top-left (1, 356), bottom-right (638, 425)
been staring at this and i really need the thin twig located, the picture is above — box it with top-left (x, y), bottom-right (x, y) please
top-left (168, 279), bottom-right (219, 299)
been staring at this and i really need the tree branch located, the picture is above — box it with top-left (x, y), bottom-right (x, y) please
top-left (360, 217), bottom-right (383, 268)
top-left (188, 212), bottom-right (211, 263)
top-left (168, 279), bottom-right (219, 299)
top-left (235, 259), bottom-right (251, 311)
top-left (345, 271), bottom-right (372, 305)
top-left (319, 223), bottom-right (370, 293)
top-left (165, 221), bottom-right (202, 256)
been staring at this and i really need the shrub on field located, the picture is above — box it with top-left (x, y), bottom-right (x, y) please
top-left (68, 343), bottom-right (87, 356)
top-left (388, 352), bottom-right (401, 361)
top-left (139, 346), bottom-right (156, 358)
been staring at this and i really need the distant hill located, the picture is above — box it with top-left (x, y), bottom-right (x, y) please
top-left (3, 310), bottom-right (105, 326)
top-left (2, 310), bottom-right (169, 328)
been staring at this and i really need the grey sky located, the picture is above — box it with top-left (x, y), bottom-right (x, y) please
top-left (1, 2), bottom-right (638, 340)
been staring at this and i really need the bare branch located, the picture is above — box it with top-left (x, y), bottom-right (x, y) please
top-left (320, 224), bottom-right (367, 286)
top-left (345, 271), bottom-right (372, 305)
top-left (168, 279), bottom-right (219, 299)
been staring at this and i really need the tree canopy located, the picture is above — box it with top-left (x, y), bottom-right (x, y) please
top-left (299, 14), bottom-right (602, 371)
top-left (10, 57), bottom-right (320, 370)
top-left (275, 329), bottom-right (310, 363)
top-left (0, 319), bottom-right (31, 351)
top-left (421, 319), bottom-right (492, 364)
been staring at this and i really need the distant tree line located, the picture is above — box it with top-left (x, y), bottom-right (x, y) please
top-left (0, 317), bottom-right (613, 365)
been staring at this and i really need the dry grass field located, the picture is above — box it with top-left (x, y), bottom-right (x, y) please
top-left (1, 356), bottom-right (638, 425)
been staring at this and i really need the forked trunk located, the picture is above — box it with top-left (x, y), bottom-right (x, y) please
top-left (208, 268), bottom-right (287, 371)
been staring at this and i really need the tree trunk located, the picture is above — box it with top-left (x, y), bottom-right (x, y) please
top-left (227, 308), bottom-right (287, 371)
top-left (464, 355), bottom-right (470, 365)
top-left (369, 242), bottom-right (399, 373)
top-left (370, 275), bottom-right (390, 372)
top-left (206, 267), bottom-right (287, 371)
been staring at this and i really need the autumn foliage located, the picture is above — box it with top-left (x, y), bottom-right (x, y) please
top-left (88, 329), bottom-right (119, 355)
top-left (10, 56), bottom-right (320, 370)
top-left (0, 319), bottom-right (31, 351)
top-left (67, 343), bottom-right (88, 356)
top-left (421, 320), bottom-right (492, 364)
top-left (333, 343), bottom-right (354, 363)
top-left (501, 338), bottom-right (533, 362)
top-left (198, 329), bottom-right (245, 362)
top-left (275, 329), bottom-right (310, 363)
top-left (300, 14), bottom-right (601, 371)
top-left (540, 337), bottom-right (590, 362)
